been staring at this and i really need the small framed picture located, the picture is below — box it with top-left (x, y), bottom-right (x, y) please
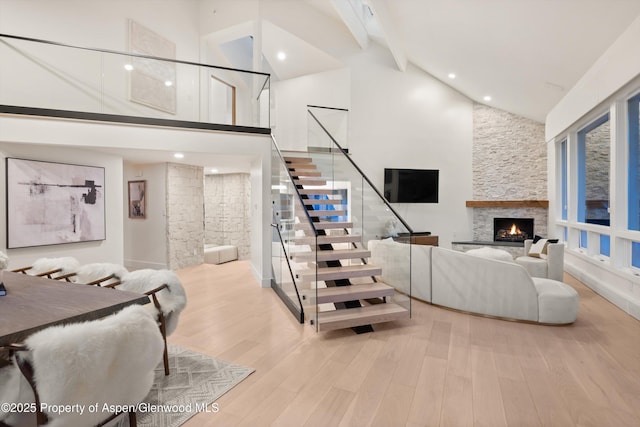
top-left (128, 180), bottom-right (146, 219)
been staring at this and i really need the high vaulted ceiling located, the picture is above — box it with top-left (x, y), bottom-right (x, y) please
top-left (305, 0), bottom-right (640, 123)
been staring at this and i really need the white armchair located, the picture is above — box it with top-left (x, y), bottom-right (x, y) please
top-left (515, 239), bottom-right (565, 282)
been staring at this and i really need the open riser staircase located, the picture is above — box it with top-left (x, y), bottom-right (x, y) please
top-left (282, 154), bottom-right (410, 332)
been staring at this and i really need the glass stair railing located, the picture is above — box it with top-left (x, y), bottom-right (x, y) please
top-left (270, 111), bottom-right (414, 332)
top-left (0, 33), bottom-right (270, 132)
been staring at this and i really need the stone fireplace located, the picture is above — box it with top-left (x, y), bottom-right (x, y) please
top-left (452, 103), bottom-right (548, 258)
top-left (493, 217), bottom-right (534, 242)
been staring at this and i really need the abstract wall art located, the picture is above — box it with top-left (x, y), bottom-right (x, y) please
top-left (6, 158), bottom-right (106, 248)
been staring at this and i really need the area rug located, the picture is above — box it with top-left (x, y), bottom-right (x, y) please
top-left (116, 344), bottom-right (254, 427)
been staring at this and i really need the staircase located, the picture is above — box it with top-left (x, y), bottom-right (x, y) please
top-left (283, 155), bottom-right (410, 332)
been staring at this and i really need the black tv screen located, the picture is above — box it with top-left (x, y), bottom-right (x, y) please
top-left (384, 168), bottom-right (439, 203)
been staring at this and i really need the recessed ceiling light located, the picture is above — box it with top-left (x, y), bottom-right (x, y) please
top-left (124, 64), bottom-right (133, 71)
top-left (164, 80), bottom-right (173, 87)
top-left (210, 168), bottom-right (218, 173)
top-left (277, 51), bottom-right (286, 61)
top-left (448, 73), bottom-right (456, 79)
top-left (483, 95), bottom-right (492, 102)
top-left (174, 153), bottom-right (184, 159)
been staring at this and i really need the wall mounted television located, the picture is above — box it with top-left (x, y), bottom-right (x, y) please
top-left (384, 168), bottom-right (439, 203)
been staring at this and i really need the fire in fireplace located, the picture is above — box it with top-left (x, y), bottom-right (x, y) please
top-left (494, 218), bottom-right (534, 242)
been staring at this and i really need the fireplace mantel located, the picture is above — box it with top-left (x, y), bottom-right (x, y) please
top-left (466, 200), bottom-right (548, 208)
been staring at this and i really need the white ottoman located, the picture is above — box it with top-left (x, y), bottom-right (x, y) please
top-left (465, 247), bottom-right (513, 262)
top-left (204, 245), bottom-right (238, 264)
top-left (532, 278), bottom-right (579, 324)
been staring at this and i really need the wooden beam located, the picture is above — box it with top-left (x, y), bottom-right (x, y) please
top-left (330, 0), bottom-right (369, 49)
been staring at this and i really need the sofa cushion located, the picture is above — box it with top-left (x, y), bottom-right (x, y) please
top-left (532, 278), bottom-right (579, 324)
top-left (466, 247), bottom-right (513, 262)
top-left (528, 238), bottom-right (548, 258)
top-left (515, 255), bottom-right (548, 278)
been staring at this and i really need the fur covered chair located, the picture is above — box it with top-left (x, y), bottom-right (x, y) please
top-left (74, 263), bottom-right (129, 287)
top-left (11, 257), bottom-right (80, 281)
top-left (0, 305), bottom-right (163, 427)
top-left (118, 269), bottom-right (187, 375)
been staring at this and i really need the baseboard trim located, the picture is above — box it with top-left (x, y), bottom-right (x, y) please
top-left (124, 259), bottom-right (168, 270)
top-left (565, 256), bottom-right (640, 321)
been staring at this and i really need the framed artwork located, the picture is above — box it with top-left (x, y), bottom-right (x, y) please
top-left (128, 180), bottom-right (146, 219)
top-left (128, 19), bottom-right (177, 114)
top-left (6, 158), bottom-right (106, 248)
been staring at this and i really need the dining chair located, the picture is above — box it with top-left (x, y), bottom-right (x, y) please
top-left (0, 304), bottom-right (163, 427)
top-left (11, 257), bottom-right (80, 280)
top-left (54, 262), bottom-right (129, 286)
top-left (117, 269), bottom-right (187, 376)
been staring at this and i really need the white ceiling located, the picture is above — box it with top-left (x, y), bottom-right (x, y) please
top-left (321, 0), bottom-right (640, 123)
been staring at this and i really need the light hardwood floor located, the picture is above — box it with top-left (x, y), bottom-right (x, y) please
top-left (173, 261), bottom-right (640, 427)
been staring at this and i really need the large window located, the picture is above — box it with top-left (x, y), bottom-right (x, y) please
top-left (629, 93), bottom-right (640, 231)
top-left (555, 89), bottom-right (640, 277)
top-left (560, 139), bottom-right (568, 220)
top-left (629, 93), bottom-right (640, 268)
top-left (577, 114), bottom-right (610, 227)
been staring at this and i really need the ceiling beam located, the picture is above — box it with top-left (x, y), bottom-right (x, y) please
top-left (367, 0), bottom-right (407, 72)
top-left (329, 0), bottom-right (369, 49)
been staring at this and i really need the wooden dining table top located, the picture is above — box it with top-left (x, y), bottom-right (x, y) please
top-left (0, 271), bottom-right (150, 347)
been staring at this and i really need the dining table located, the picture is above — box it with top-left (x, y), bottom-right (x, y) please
top-left (0, 270), bottom-right (150, 348)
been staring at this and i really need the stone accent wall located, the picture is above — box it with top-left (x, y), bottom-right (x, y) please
top-left (473, 103), bottom-right (547, 200)
top-left (166, 163), bottom-right (204, 269)
top-left (471, 104), bottom-right (549, 239)
top-left (204, 173), bottom-right (251, 260)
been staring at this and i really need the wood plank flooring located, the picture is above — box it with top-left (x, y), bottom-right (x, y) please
top-left (172, 261), bottom-right (640, 426)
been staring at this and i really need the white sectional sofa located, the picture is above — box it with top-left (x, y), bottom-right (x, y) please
top-left (367, 239), bottom-right (579, 324)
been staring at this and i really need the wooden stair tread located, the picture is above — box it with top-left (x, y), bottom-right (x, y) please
top-left (294, 234), bottom-right (360, 245)
top-left (293, 178), bottom-right (327, 186)
top-left (313, 221), bottom-right (353, 230)
top-left (306, 210), bottom-right (346, 217)
top-left (315, 283), bottom-right (395, 304)
top-left (297, 189), bottom-right (336, 195)
top-left (317, 303), bottom-right (409, 331)
top-left (299, 264), bottom-right (382, 281)
top-left (303, 199), bottom-right (343, 205)
top-left (294, 248), bottom-right (371, 262)
top-left (294, 221), bottom-right (352, 231)
top-left (284, 157), bottom-right (313, 163)
top-left (288, 165), bottom-right (318, 171)
top-left (290, 171), bottom-right (322, 177)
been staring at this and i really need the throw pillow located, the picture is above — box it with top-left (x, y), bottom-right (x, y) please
top-left (528, 238), bottom-right (548, 258)
top-left (533, 235), bottom-right (559, 244)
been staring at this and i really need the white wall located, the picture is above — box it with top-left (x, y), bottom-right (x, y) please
top-left (271, 43), bottom-right (474, 247)
top-left (347, 43), bottom-right (474, 247)
top-left (123, 162), bottom-right (168, 269)
top-left (546, 15), bottom-right (640, 140)
top-left (273, 67), bottom-right (350, 151)
top-left (0, 142), bottom-right (124, 269)
top-left (546, 15), bottom-right (640, 320)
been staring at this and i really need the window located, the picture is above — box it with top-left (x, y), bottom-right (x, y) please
top-left (577, 114), bottom-right (610, 227)
top-left (560, 139), bottom-right (568, 220)
top-left (633, 242), bottom-right (640, 269)
top-left (629, 93), bottom-right (640, 231)
top-left (600, 235), bottom-right (610, 257)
